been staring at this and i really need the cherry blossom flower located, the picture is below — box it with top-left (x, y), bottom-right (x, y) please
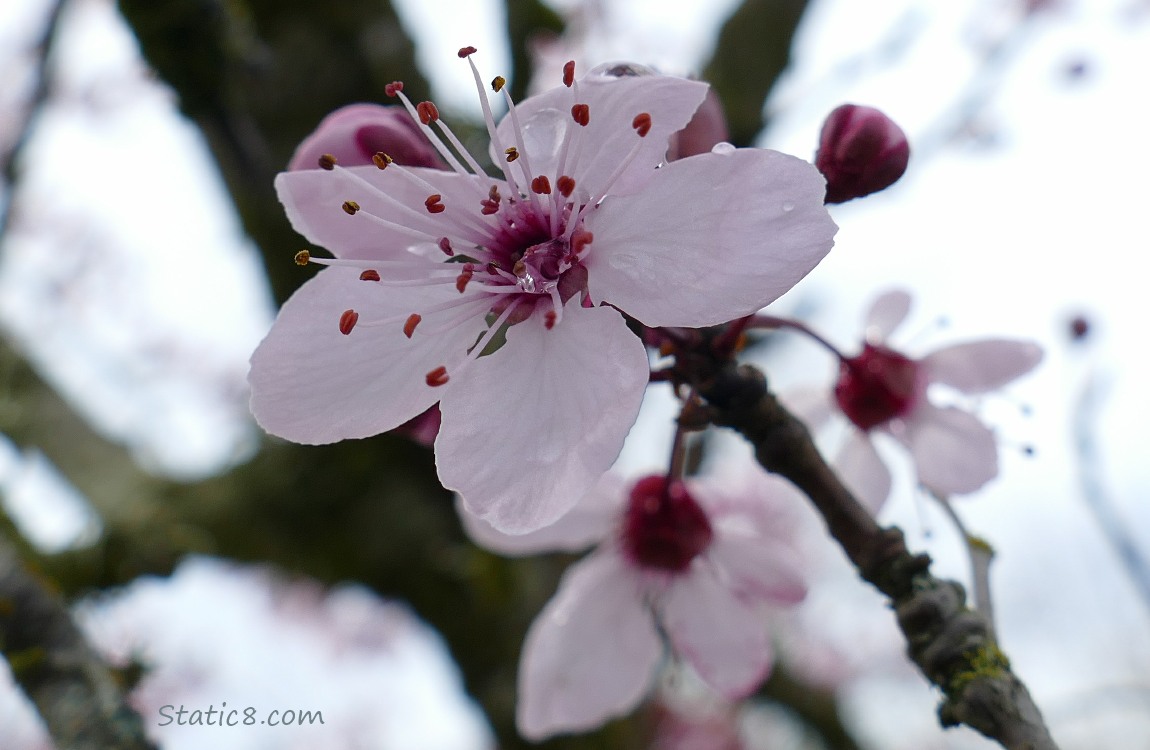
top-left (249, 50), bottom-right (837, 533)
top-left (789, 289), bottom-right (1043, 512)
top-left (459, 468), bottom-right (807, 739)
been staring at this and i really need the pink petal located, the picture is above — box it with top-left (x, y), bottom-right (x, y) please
top-left (437, 305), bottom-right (649, 534)
top-left (248, 268), bottom-right (488, 443)
top-left (662, 564), bottom-right (772, 698)
top-left (895, 404), bottom-right (999, 495)
top-left (924, 339), bottom-right (1043, 394)
top-left (835, 430), bottom-right (892, 514)
top-left (517, 552), bottom-right (660, 740)
top-left (497, 74), bottom-right (708, 200)
top-left (455, 473), bottom-right (624, 554)
top-left (863, 289), bottom-right (911, 343)
top-left (706, 534), bottom-right (807, 604)
top-left (275, 166), bottom-right (492, 261)
top-left (586, 148), bottom-right (836, 327)
top-left (781, 386), bottom-right (835, 431)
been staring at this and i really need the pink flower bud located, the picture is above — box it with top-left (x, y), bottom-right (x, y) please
top-left (815, 104), bottom-right (909, 203)
top-left (667, 89), bottom-right (730, 161)
top-left (287, 103), bottom-right (445, 171)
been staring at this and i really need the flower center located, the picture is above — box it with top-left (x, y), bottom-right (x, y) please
top-left (621, 476), bottom-right (713, 573)
top-left (834, 343), bottom-right (923, 430)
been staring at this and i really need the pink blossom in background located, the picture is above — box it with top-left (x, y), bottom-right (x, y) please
top-left (249, 54), bottom-right (837, 534)
top-left (287, 103), bottom-right (445, 171)
top-left (788, 289), bottom-right (1043, 512)
top-left (458, 467), bottom-right (808, 739)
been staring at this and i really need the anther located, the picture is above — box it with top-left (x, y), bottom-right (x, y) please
top-left (491, 76), bottom-right (506, 93)
top-left (504, 146), bottom-right (520, 163)
top-left (359, 269), bottom-right (381, 281)
top-left (458, 46), bottom-right (477, 58)
top-left (342, 200), bottom-right (361, 215)
top-left (632, 112), bottom-right (652, 137)
top-left (557, 175), bottom-right (576, 197)
top-left (545, 310), bottom-right (557, 330)
top-left (562, 61), bottom-right (575, 88)
top-left (425, 194), bottom-right (445, 214)
top-left (385, 81), bottom-right (404, 97)
top-left (403, 313), bottom-right (421, 338)
top-left (438, 237), bottom-right (454, 256)
top-left (372, 152), bottom-right (393, 169)
top-left (456, 265), bottom-right (474, 293)
top-left (294, 250), bottom-right (311, 265)
top-left (417, 101), bottom-right (440, 125)
top-left (480, 199), bottom-right (499, 215)
top-left (513, 259), bottom-right (527, 277)
top-left (531, 175), bottom-right (552, 195)
top-left (339, 309), bottom-right (359, 335)
top-left (317, 153), bottom-right (337, 170)
top-left (426, 365), bottom-right (450, 387)
top-left (572, 230), bottom-right (594, 255)
top-left (571, 104), bottom-right (590, 127)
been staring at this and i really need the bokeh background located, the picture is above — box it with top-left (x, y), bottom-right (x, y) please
top-left (1, 0), bottom-right (1148, 748)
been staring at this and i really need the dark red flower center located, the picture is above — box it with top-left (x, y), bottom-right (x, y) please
top-left (834, 343), bottom-right (923, 431)
top-left (621, 476), bottom-right (713, 573)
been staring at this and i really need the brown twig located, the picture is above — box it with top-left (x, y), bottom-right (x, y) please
top-left (671, 337), bottom-right (1060, 750)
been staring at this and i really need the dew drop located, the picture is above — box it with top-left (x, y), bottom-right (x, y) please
top-left (782, 201), bottom-right (795, 212)
top-left (710, 142), bottom-right (736, 155)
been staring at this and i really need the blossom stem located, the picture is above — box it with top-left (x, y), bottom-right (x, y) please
top-left (747, 314), bottom-right (845, 360)
top-left (930, 489), bottom-right (997, 639)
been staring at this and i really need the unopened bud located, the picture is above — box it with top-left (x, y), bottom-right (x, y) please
top-left (287, 104), bottom-right (445, 171)
top-left (668, 89), bottom-right (729, 161)
top-left (815, 104), bottom-right (909, 204)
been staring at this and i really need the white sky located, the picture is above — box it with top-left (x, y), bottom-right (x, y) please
top-left (1, 0), bottom-right (1149, 747)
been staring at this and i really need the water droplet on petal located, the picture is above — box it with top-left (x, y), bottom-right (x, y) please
top-left (710, 142), bottom-right (736, 155)
top-left (520, 108), bottom-right (566, 162)
top-left (782, 201), bottom-right (795, 212)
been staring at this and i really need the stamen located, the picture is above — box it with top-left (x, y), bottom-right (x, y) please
top-left (372, 152), bottom-right (392, 169)
top-left (462, 53), bottom-right (523, 194)
top-left (425, 194), bottom-right (446, 214)
top-left (499, 87), bottom-right (543, 208)
top-left (571, 104), bottom-right (590, 127)
top-left (294, 250), bottom-right (311, 265)
top-left (544, 310), bottom-right (557, 330)
top-left (456, 264), bottom-right (475, 293)
top-left (403, 313), bottom-right (421, 338)
top-left (417, 101), bottom-right (440, 125)
top-left (504, 146), bottom-right (520, 163)
top-left (557, 176), bottom-right (576, 197)
top-left (438, 237), bottom-right (454, 256)
top-left (531, 175), bottom-right (552, 195)
top-left (342, 200), bottom-right (361, 215)
top-left (491, 76), bottom-right (506, 92)
top-left (426, 366), bottom-right (450, 387)
top-left (562, 60), bottom-right (575, 88)
top-left (390, 89), bottom-right (470, 175)
top-left (632, 112), bottom-right (652, 137)
top-left (339, 309), bottom-right (359, 335)
top-left (385, 81), bottom-right (404, 96)
top-left (359, 269), bottom-right (381, 281)
top-left (458, 46), bottom-right (477, 58)
top-left (571, 230), bottom-right (593, 255)
top-left (318, 154), bottom-right (337, 170)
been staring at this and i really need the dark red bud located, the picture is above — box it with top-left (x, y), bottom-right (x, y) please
top-left (816, 104), bottom-right (910, 204)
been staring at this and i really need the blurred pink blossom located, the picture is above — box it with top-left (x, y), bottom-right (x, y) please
top-left (287, 103), bottom-right (444, 171)
top-left (250, 54), bottom-right (836, 534)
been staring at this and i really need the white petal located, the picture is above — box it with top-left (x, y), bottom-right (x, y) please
top-left (863, 289), bottom-right (912, 343)
top-left (587, 148), bottom-right (836, 327)
top-left (275, 166), bottom-right (495, 260)
top-left (662, 564), bottom-right (772, 698)
top-left (455, 473), bottom-right (624, 554)
top-left (517, 552), bottom-right (660, 740)
top-left (706, 534), bottom-right (807, 605)
top-left (496, 74), bottom-right (708, 199)
top-left (437, 304), bottom-right (649, 534)
top-left (248, 268), bottom-right (488, 443)
top-left (835, 431), bottom-right (892, 515)
top-left (896, 404), bottom-right (999, 495)
top-left (924, 339), bottom-right (1043, 394)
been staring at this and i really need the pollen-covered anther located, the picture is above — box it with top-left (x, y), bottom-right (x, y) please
top-left (544, 310), bottom-right (557, 330)
top-left (491, 76), bottom-right (506, 93)
top-left (425, 366), bottom-right (450, 387)
top-left (562, 60), bottom-right (575, 87)
top-left (338, 309), bottom-right (359, 335)
top-left (455, 265), bottom-right (474, 293)
top-left (571, 103), bottom-right (590, 127)
top-left (504, 146), bottom-right (520, 163)
top-left (417, 101), bottom-right (440, 125)
top-left (342, 200), bottom-right (361, 216)
top-left (438, 237), bottom-right (454, 256)
top-left (531, 175), bottom-right (552, 195)
top-left (359, 269), bottom-right (381, 281)
top-left (403, 313), bottom-right (421, 338)
top-left (317, 153), bottom-right (337, 170)
top-left (457, 46), bottom-right (477, 58)
top-left (372, 152), bottom-right (393, 169)
top-left (384, 81), bottom-right (404, 97)
top-left (632, 112), bottom-right (652, 137)
top-left (294, 250), bottom-right (311, 266)
top-left (557, 175), bottom-right (576, 197)
top-left (571, 230), bottom-right (594, 255)
top-left (425, 194), bottom-right (445, 214)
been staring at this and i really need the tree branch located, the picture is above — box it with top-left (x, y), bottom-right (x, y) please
top-left (673, 345), bottom-right (1059, 750)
